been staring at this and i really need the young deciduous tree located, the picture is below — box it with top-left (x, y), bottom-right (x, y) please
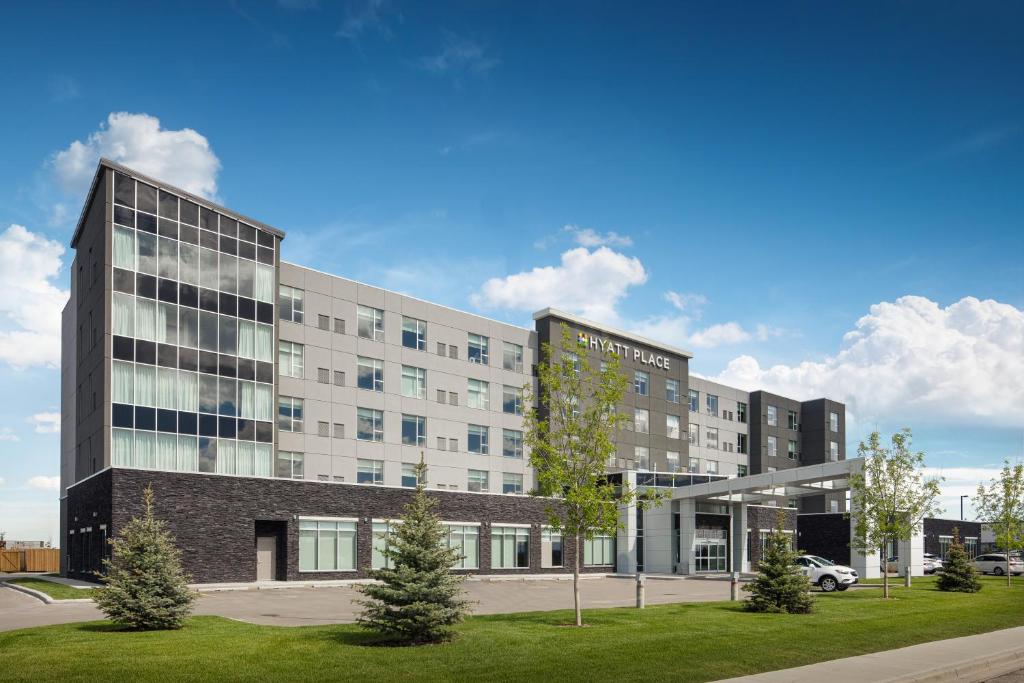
top-left (94, 485), bottom-right (196, 630)
top-left (848, 429), bottom-right (942, 599)
top-left (743, 512), bottom-right (813, 614)
top-left (524, 323), bottom-right (656, 627)
top-left (356, 459), bottom-right (470, 644)
top-left (974, 460), bottom-right (1024, 588)
top-left (936, 527), bottom-right (982, 593)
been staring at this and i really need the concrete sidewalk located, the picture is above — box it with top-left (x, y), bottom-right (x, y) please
top-left (717, 626), bottom-right (1024, 683)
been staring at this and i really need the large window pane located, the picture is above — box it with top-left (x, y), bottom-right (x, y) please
top-left (136, 298), bottom-right (156, 341)
top-left (179, 242), bottom-right (199, 285)
top-left (237, 259), bottom-right (255, 299)
top-left (112, 429), bottom-right (134, 466)
top-left (199, 311), bottom-right (218, 352)
top-left (255, 264), bottom-right (274, 303)
top-left (137, 232), bottom-right (157, 275)
top-left (113, 293), bottom-right (134, 337)
top-left (219, 254), bottom-right (238, 294)
top-left (219, 315), bottom-right (237, 355)
top-left (178, 371), bottom-right (198, 412)
top-left (158, 237), bottom-right (178, 279)
top-left (200, 248), bottom-right (219, 289)
top-left (135, 365), bottom-right (156, 406)
top-left (179, 308), bottom-right (198, 348)
top-left (157, 367), bottom-right (177, 409)
top-left (112, 361), bottom-right (133, 404)
top-left (158, 303), bottom-right (177, 345)
top-left (113, 226), bottom-right (135, 270)
top-left (238, 320), bottom-right (255, 358)
top-left (256, 325), bottom-right (274, 363)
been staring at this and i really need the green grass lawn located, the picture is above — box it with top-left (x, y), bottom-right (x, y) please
top-left (6, 578), bottom-right (98, 601)
top-left (2, 576), bottom-right (1022, 682)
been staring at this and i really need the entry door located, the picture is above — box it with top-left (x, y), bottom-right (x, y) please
top-left (256, 536), bottom-right (277, 581)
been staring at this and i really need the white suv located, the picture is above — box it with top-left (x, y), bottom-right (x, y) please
top-left (973, 553), bottom-right (1024, 576)
top-left (794, 555), bottom-right (859, 592)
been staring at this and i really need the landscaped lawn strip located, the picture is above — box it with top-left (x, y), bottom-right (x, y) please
top-left (6, 578), bottom-right (98, 601)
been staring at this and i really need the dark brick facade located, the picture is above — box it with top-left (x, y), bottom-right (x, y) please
top-left (796, 512), bottom-right (851, 566)
top-left (747, 505), bottom-right (797, 567)
top-left (66, 468), bottom-right (611, 584)
top-left (923, 518), bottom-right (982, 557)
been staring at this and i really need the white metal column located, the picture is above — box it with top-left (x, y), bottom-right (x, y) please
top-left (731, 502), bottom-right (748, 574)
top-left (677, 498), bottom-right (697, 575)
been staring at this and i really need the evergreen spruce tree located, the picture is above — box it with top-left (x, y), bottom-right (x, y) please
top-left (936, 527), bottom-right (982, 593)
top-left (743, 512), bottom-right (814, 614)
top-left (94, 485), bottom-right (196, 630)
top-left (356, 460), bottom-right (470, 644)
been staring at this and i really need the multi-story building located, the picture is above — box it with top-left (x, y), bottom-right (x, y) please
top-left (61, 160), bottom-right (846, 584)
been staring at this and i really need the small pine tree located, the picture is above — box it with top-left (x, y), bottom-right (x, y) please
top-left (356, 460), bottom-right (470, 644)
top-left (936, 527), bottom-right (982, 593)
top-left (743, 512), bottom-right (814, 614)
top-left (94, 485), bottom-right (196, 630)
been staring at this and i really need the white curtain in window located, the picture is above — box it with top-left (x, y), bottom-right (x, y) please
top-left (113, 226), bottom-right (135, 270)
top-left (255, 264), bottom-right (274, 303)
top-left (255, 443), bottom-right (272, 477)
top-left (135, 365), bottom-right (156, 407)
top-left (255, 384), bottom-right (273, 421)
top-left (217, 439), bottom-right (237, 475)
top-left (112, 428), bottom-right (134, 466)
top-left (177, 435), bottom-right (198, 472)
top-left (112, 293), bottom-right (134, 337)
top-left (157, 303), bottom-right (176, 345)
top-left (236, 441), bottom-right (255, 476)
top-left (239, 381), bottom-right (255, 419)
top-left (135, 431), bottom-right (156, 469)
top-left (112, 361), bottom-right (134, 404)
top-left (136, 298), bottom-right (157, 341)
top-left (255, 324), bottom-right (273, 362)
top-left (238, 320), bottom-right (255, 359)
top-left (157, 368), bottom-right (177, 410)
top-left (157, 433), bottom-right (177, 470)
top-left (177, 371), bottom-right (197, 412)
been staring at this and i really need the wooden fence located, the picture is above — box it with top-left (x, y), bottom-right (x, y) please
top-left (0, 548), bottom-right (60, 573)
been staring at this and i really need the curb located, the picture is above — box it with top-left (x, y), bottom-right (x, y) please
top-left (1, 581), bottom-right (94, 605)
top-left (886, 646), bottom-right (1024, 683)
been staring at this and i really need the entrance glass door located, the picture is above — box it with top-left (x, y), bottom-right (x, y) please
top-left (695, 529), bottom-right (728, 572)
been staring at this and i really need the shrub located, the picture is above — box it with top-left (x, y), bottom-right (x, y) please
top-left (743, 512), bottom-right (814, 614)
top-left (936, 527), bottom-right (982, 593)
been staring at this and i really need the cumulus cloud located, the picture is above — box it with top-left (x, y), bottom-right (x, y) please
top-left (0, 225), bottom-right (68, 369)
top-left (418, 32), bottom-right (499, 76)
top-left (0, 428), bottom-right (18, 442)
top-left (471, 246), bottom-right (647, 323)
top-left (27, 476), bottom-right (60, 492)
top-left (665, 291), bottom-right (708, 314)
top-left (712, 296), bottom-right (1024, 427)
top-left (565, 224), bottom-right (633, 248)
top-left (922, 465), bottom-right (1012, 520)
top-left (51, 112), bottom-right (221, 201)
top-left (31, 412), bottom-right (60, 434)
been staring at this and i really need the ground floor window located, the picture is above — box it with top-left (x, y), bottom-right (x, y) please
top-left (443, 523), bottom-right (480, 569)
top-left (938, 535), bottom-right (953, 560)
top-left (299, 518), bottom-right (357, 572)
top-left (541, 527), bottom-right (562, 568)
top-left (583, 532), bottom-right (615, 566)
top-left (371, 520), bottom-right (398, 569)
top-left (492, 525), bottom-right (529, 569)
top-left (964, 537), bottom-right (978, 558)
top-left (759, 529), bottom-right (795, 556)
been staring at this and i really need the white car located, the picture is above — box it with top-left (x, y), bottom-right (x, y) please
top-left (923, 553), bottom-right (943, 574)
top-left (973, 554), bottom-right (1024, 576)
top-left (794, 555), bottom-right (859, 592)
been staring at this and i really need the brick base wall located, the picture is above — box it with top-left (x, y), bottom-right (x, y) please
top-left (796, 512), bottom-right (851, 566)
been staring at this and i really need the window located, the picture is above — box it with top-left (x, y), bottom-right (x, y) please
top-left (767, 435), bottom-right (778, 457)
top-left (938, 535), bottom-right (953, 560)
top-left (468, 333), bottom-right (489, 364)
top-left (448, 438), bottom-right (458, 451)
top-left (334, 318), bottom-right (345, 334)
top-left (830, 441), bottom-right (840, 461)
top-left (278, 397), bottom-right (304, 433)
top-left (279, 341), bottom-right (304, 379)
top-left (584, 532), bottom-right (615, 566)
top-left (401, 464), bottom-right (419, 488)
top-left (666, 414), bottom-right (681, 439)
top-left (317, 368), bottom-right (329, 384)
top-left (787, 410), bottom-right (798, 430)
top-left (317, 421), bottom-right (329, 437)
top-left (356, 408), bottom-right (384, 442)
top-left (468, 469), bottom-right (489, 492)
top-left (401, 365), bottom-right (426, 399)
top-left (767, 405), bottom-right (778, 427)
top-left (688, 423), bottom-right (699, 446)
top-left (689, 389), bottom-right (699, 413)
top-left (448, 391), bottom-right (458, 406)
top-left (298, 518), bottom-right (356, 572)
top-left (542, 528), bottom-right (563, 568)
top-left (503, 473), bottom-right (523, 494)
top-left (492, 525), bottom-right (529, 569)
top-left (737, 402), bottom-right (747, 423)
top-left (317, 314), bottom-right (329, 331)
top-left (467, 379), bottom-right (490, 409)
top-left (401, 414), bottom-right (426, 447)
top-left (372, 520), bottom-right (397, 569)
top-left (634, 370), bottom-right (649, 396)
top-left (666, 378), bottom-right (680, 404)
top-left (357, 356), bottom-right (384, 392)
top-left (279, 285), bottom-right (303, 323)
top-left (666, 451), bottom-right (680, 472)
top-left (565, 351), bottom-right (581, 374)
top-left (502, 429), bottom-right (524, 458)
top-left (737, 464), bottom-right (748, 477)
top-left (468, 424), bottom-right (489, 454)
top-left (448, 345), bottom-right (458, 359)
top-left (444, 524), bottom-right (479, 569)
top-left (276, 451), bottom-right (304, 479)
top-left (964, 537), bottom-right (978, 558)
top-left (635, 446), bottom-right (650, 470)
top-left (705, 427), bottom-right (719, 450)
top-left (333, 371), bottom-right (345, 386)
top-left (502, 385), bottom-right (523, 415)
top-left (688, 457), bottom-right (699, 473)
top-left (706, 460), bottom-right (719, 475)
top-left (788, 439), bottom-right (798, 459)
top-left (830, 411), bottom-right (839, 432)
top-left (706, 394), bottom-right (719, 416)
top-left (634, 408), bottom-right (649, 434)
top-left (401, 317), bottom-right (426, 351)
top-left (333, 423), bottom-right (345, 439)
top-left (502, 342), bottom-right (524, 372)
top-left (737, 434), bottom-right (748, 454)
top-left (357, 305), bottom-right (384, 341)
top-left (357, 458), bottom-right (384, 484)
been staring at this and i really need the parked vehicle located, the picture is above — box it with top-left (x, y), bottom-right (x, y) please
top-left (923, 553), bottom-right (943, 574)
top-left (972, 554), bottom-right (1024, 576)
top-left (794, 555), bottom-right (859, 592)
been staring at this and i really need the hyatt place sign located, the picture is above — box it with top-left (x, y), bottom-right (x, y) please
top-left (577, 331), bottom-right (671, 371)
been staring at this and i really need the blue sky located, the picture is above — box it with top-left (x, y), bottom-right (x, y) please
top-left (0, 1), bottom-right (1022, 541)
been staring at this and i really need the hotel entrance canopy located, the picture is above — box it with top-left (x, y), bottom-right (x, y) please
top-left (670, 458), bottom-right (862, 505)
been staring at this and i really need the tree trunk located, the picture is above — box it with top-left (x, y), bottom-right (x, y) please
top-left (574, 532), bottom-right (582, 627)
top-left (1008, 556), bottom-right (1013, 589)
top-left (882, 545), bottom-right (889, 599)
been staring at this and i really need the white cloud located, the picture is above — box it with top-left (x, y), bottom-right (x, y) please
top-left (921, 466), bottom-right (1011, 520)
top-left (27, 476), bottom-right (60, 492)
top-left (0, 477), bottom-right (5, 486)
top-left (712, 296), bottom-right (1024, 428)
top-left (31, 412), bottom-right (60, 434)
top-left (687, 322), bottom-right (752, 348)
top-left (471, 246), bottom-right (647, 323)
top-left (0, 225), bottom-right (68, 369)
top-left (418, 32), bottom-right (499, 76)
top-left (665, 291), bottom-right (708, 314)
top-left (52, 112), bottom-right (221, 201)
top-left (565, 224), bottom-right (633, 248)
top-left (0, 428), bottom-right (18, 442)
top-left (336, 0), bottom-right (394, 40)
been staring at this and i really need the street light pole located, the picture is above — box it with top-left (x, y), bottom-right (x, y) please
top-left (960, 495), bottom-right (969, 521)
